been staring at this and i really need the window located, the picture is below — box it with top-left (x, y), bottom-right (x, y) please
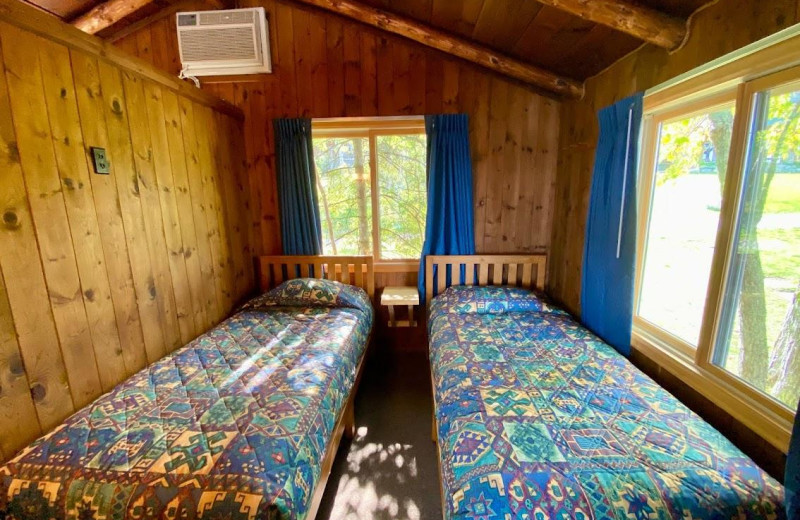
top-left (635, 61), bottom-right (800, 450)
top-left (711, 77), bottom-right (800, 410)
top-left (638, 99), bottom-right (736, 349)
top-left (311, 118), bottom-right (427, 262)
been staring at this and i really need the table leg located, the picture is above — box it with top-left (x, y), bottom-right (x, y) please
top-left (408, 304), bottom-right (415, 327)
top-left (388, 304), bottom-right (396, 327)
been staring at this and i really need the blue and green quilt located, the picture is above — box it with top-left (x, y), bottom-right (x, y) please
top-left (0, 278), bottom-right (373, 520)
top-left (429, 286), bottom-right (786, 519)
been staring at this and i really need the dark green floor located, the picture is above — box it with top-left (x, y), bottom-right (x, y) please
top-left (316, 349), bottom-right (442, 519)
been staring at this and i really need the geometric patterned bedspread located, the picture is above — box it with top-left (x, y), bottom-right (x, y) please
top-left (429, 288), bottom-right (786, 519)
top-left (1, 285), bottom-right (372, 520)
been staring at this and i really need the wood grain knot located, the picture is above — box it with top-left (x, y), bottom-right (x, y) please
top-left (30, 382), bottom-right (46, 402)
top-left (9, 354), bottom-right (24, 376)
top-left (6, 141), bottom-right (19, 163)
top-left (3, 210), bottom-right (19, 228)
top-left (111, 99), bottom-right (123, 116)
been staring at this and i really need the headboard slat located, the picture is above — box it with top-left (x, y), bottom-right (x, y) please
top-left (521, 263), bottom-right (533, 286)
top-left (478, 263), bottom-right (489, 285)
top-left (258, 255), bottom-right (375, 298)
top-left (425, 254), bottom-right (547, 302)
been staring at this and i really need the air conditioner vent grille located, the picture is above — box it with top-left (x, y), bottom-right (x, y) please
top-left (181, 27), bottom-right (258, 62)
top-left (199, 10), bottom-right (254, 25)
top-left (177, 7), bottom-right (271, 76)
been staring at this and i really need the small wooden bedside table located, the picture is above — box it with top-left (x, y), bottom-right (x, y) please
top-left (381, 286), bottom-right (419, 327)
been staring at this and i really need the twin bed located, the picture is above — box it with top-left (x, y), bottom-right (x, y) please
top-left (0, 255), bottom-right (374, 520)
top-left (0, 253), bottom-right (788, 519)
top-left (426, 255), bottom-right (786, 519)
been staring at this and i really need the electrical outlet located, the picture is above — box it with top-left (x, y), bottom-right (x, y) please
top-left (91, 147), bottom-right (110, 174)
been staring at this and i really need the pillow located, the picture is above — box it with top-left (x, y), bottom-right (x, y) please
top-left (430, 285), bottom-right (566, 316)
top-left (240, 278), bottom-right (372, 314)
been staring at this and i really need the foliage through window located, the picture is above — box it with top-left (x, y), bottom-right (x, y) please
top-left (639, 102), bottom-right (735, 347)
top-left (312, 119), bottom-right (427, 261)
top-left (712, 81), bottom-right (800, 409)
top-left (636, 67), bottom-right (800, 429)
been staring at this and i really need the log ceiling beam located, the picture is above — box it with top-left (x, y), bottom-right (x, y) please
top-left (72, 0), bottom-right (156, 34)
top-left (534, 0), bottom-right (687, 50)
top-left (105, 0), bottom-right (226, 41)
top-left (72, 0), bottom-right (228, 36)
top-left (285, 0), bottom-right (584, 98)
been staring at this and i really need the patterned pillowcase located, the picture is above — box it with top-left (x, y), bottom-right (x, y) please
top-left (241, 278), bottom-right (372, 314)
top-left (430, 285), bottom-right (567, 316)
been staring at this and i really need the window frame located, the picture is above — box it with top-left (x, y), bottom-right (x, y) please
top-left (634, 47), bottom-right (800, 453)
top-left (311, 117), bottom-right (426, 268)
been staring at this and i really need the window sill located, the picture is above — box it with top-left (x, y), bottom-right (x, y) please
top-left (375, 260), bottom-right (419, 273)
top-left (632, 327), bottom-right (792, 453)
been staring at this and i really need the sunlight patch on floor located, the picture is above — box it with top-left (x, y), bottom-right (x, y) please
top-left (328, 426), bottom-right (422, 520)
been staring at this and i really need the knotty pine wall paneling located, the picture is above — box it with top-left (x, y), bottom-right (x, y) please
top-left (113, 0), bottom-right (562, 268)
top-left (0, 3), bottom-right (252, 462)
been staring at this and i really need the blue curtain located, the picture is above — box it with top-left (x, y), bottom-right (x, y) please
top-left (418, 114), bottom-right (475, 302)
top-left (788, 401), bottom-right (800, 519)
top-left (273, 118), bottom-right (322, 255)
top-left (581, 93), bottom-right (643, 356)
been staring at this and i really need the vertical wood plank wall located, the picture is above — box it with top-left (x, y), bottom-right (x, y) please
top-left (113, 0), bottom-right (561, 264)
top-left (549, 0), bottom-right (800, 315)
top-left (0, 9), bottom-right (252, 462)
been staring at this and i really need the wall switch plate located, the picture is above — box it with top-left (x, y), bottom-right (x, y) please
top-left (90, 147), bottom-right (110, 174)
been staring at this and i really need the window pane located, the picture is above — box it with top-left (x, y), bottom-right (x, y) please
top-left (713, 83), bottom-right (800, 410)
top-left (312, 137), bottom-right (373, 256)
top-left (376, 134), bottom-right (427, 259)
top-left (638, 104), bottom-right (735, 346)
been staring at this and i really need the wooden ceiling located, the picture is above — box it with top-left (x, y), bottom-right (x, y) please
top-left (21, 0), bottom-right (712, 95)
top-left (356, 0), bottom-right (708, 79)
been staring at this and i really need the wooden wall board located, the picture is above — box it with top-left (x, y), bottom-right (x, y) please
top-left (160, 89), bottom-right (211, 333)
top-left (0, 6), bottom-right (252, 463)
top-left (142, 82), bottom-right (197, 344)
top-left (115, 0), bottom-right (562, 259)
top-left (177, 97), bottom-right (224, 324)
top-left (0, 205), bottom-right (41, 460)
top-left (1, 22), bottom-right (103, 409)
top-left (38, 37), bottom-right (128, 392)
top-left (71, 51), bottom-right (151, 377)
top-left (100, 63), bottom-right (168, 364)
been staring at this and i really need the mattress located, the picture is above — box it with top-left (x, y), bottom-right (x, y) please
top-left (0, 279), bottom-right (373, 520)
top-left (429, 285), bottom-right (786, 519)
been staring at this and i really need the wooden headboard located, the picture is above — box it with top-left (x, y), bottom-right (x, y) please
top-left (425, 254), bottom-right (547, 300)
top-left (258, 255), bottom-right (375, 298)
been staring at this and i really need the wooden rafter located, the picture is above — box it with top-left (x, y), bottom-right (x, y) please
top-left (534, 0), bottom-right (687, 50)
top-left (72, 0), bottom-right (156, 34)
top-left (105, 0), bottom-right (225, 41)
top-left (285, 0), bottom-right (584, 98)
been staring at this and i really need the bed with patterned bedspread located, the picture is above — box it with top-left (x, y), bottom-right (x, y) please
top-left (429, 286), bottom-right (786, 520)
top-left (0, 278), bottom-right (373, 520)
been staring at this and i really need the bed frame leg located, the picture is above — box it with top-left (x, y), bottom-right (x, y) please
top-left (343, 399), bottom-right (356, 439)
